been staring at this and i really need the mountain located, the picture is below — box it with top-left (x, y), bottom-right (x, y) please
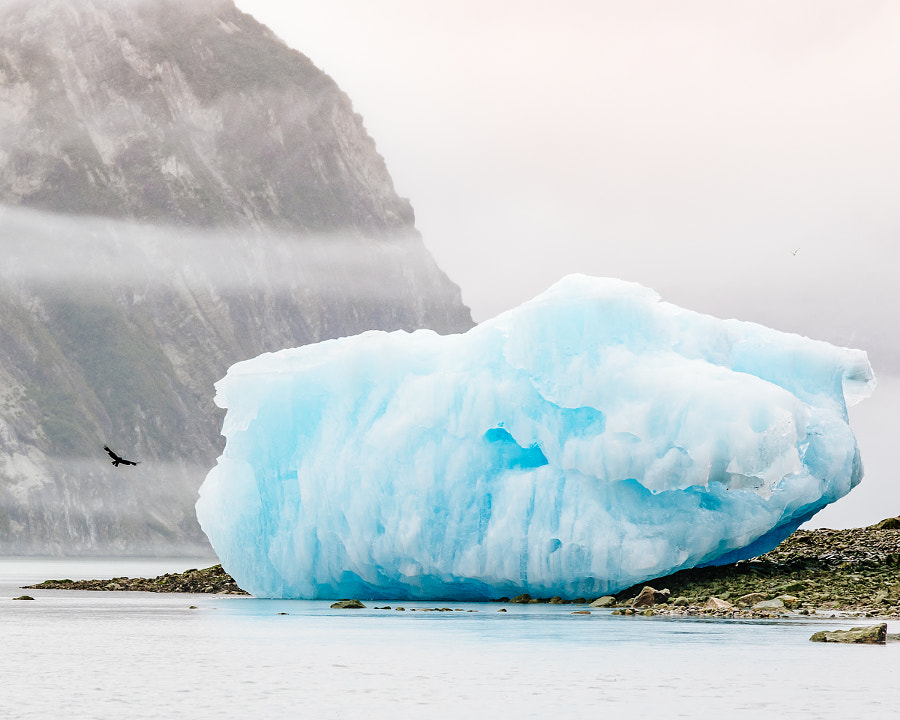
top-left (0, 0), bottom-right (474, 555)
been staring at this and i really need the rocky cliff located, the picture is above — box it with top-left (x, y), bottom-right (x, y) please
top-left (0, 0), bottom-right (473, 554)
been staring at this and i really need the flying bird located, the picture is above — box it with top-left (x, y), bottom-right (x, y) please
top-left (792, 248), bottom-right (800, 256)
top-left (104, 445), bottom-right (139, 467)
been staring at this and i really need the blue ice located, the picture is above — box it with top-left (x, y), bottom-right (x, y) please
top-left (196, 275), bottom-right (875, 599)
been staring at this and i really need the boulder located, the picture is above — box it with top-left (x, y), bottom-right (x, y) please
top-left (705, 597), bottom-right (734, 611)
top-left (810, 624), bottom-right (887, 644)
top-left (13, 595), bottom-right (34, 601)
top-left (590, 596), bottom-right (616, 608)
top-left (736, 592), bottom-right (768, 607)
top-left (632, 586), bottom-right (670, 608)
top-left (752, 598), bottom-right (785, 611)
top-left (330, 599), bottom-right (366, 609)
top-left (510, 593), bottom-right (533, 604)
top-left (776, 595), bottom-right (800, 609)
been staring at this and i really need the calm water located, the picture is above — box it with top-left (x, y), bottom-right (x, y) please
top-left (2, 558), bottom-right (898, 720)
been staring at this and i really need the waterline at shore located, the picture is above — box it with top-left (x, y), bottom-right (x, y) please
top-left (3, 557), bottom-right (899, 720)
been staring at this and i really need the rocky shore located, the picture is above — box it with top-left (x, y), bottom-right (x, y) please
top-left (605, 517), bottom-right (900, 620)
top-left (489, 518), bottom-right (900, 620)
top-left (24, 518), bottom-right (900, 619)
top-left (25, 564), bottom-right (247, 595)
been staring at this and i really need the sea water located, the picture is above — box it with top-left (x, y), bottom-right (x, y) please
top-left (1, 558), bottom-right (898, 720)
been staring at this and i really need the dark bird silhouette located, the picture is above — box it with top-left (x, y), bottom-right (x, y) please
top-left (104, 445), bottom-right (139, 467)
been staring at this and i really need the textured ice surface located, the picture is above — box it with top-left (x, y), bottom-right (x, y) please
top-left (196, 275), bottom-right (875, 599)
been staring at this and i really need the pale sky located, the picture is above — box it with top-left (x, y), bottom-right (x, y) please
top-left (233, 0), bottom-right (899, 528)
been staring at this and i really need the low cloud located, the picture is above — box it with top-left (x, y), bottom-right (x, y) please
top-left (0, 204), bottom-right (436, 305)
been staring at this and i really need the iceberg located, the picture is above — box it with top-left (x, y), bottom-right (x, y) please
top-left (196, 275), bottom-right (875, 599)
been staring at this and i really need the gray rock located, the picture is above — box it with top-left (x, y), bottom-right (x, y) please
top-left (589, 595), bottom-right (616, 608)
top-left (752, 598), bottom-right (785, 611)
top-left (330, 599), bottom-right (366, 609)
top-left (13, 595), bottom-right (34, 601)
top-left (705, 597), bottom-right (734, 611)
top-left (737, 592), bottom-right (768, 606)
top-left (810, 624), bottom-right (887, 644)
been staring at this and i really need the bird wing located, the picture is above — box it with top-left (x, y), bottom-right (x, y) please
top-left (103, 445), bottom-right (122, 462)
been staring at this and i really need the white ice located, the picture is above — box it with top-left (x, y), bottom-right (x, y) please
top-left (196, 275), bottom-right (875, 599)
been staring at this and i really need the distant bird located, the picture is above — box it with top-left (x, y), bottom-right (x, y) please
top-left (792, 248), bottom-right (800, 256)
top-left (104, 445), bottom-right (139, 467)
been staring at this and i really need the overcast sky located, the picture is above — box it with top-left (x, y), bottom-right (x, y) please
top-left (233, 0), bottom-right (899, 527)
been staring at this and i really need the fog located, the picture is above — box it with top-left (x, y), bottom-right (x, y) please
top-left (233, 0), bottom-right (900, 528)
top-left (0, 205), bottom-right (436, 304)
top-left (235, 1), bottom-right (898, 345)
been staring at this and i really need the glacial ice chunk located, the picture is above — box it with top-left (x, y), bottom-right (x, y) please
top-left (196, 275), bottom-right (875, 599)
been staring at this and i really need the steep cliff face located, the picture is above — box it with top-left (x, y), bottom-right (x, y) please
top-left (0, 0), bottom-right (473, 555)
top-left (0, 0), bottom-right (412, 232)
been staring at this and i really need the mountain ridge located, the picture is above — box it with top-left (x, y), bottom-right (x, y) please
top-left (0, 0), bottom-right (413, 232)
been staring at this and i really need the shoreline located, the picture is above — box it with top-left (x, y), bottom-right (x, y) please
top-left (22, 517), bottom-right (900, 618)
